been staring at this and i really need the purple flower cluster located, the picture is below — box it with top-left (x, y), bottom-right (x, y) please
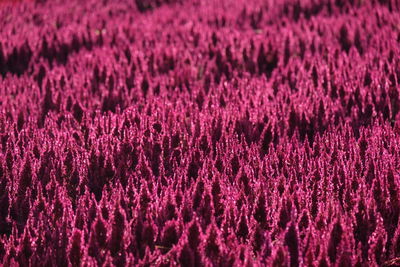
top-left (1, 0), bottom-right (400, 266)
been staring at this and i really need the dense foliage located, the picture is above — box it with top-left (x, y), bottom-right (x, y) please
top-left (1, 0), bottom-right (400, 266)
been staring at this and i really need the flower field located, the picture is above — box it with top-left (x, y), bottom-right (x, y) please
top-left (0, 0), bottom-right (400, 266)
